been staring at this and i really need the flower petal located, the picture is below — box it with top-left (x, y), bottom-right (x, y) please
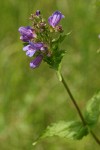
top-left (23, 45), bottom-right (31, 51)
top-left (23, 44), bottom-right (37, 57)
top-left (26, 50), bottom-right (36, 57)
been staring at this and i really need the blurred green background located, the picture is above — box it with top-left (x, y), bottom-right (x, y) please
top-left (0, 0), bottom-right (100, 150)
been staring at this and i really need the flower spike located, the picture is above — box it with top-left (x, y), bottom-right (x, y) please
top-left (18, 10), bottom-right (66, 70)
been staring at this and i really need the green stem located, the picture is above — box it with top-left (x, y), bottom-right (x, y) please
top-left (61, 74), bottom-right (86, 126)
top-left (90, 131), bottom-right (100, 145)
top-left (60, 73), bottom-right (100, 145)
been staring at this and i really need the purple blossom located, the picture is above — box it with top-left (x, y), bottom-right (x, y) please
top-left (29, 42), bottom-right (44, 50)
top-left (18, 26), bottom-right (36, 42)
top-left (23, 42), bottom-right (46, 57)
top-left (23, 45), bottom-right (37, 57)
top-left (48, 11), bottom-right (64, 28)
top-left (36, 10), bottom-right (41, 16)
top-left (30, 55), bottom-right (43, 68)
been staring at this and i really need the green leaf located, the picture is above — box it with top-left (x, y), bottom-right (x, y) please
top-left (84, 91), bottom-right (100, 126)
top-left (57, 34), bottom-right (67, 43)
top-left (43, 48), bottom-right (66, 71)
top-left (52, 31), bottom-right (71, 45)
top-left (43, 33), bottom-right (69, 71)
top-left (33, 121), bottom-right (88, 146)
top-left (52, 34), bottom-right (67, 44)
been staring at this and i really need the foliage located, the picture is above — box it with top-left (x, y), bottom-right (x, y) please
top-left (44, 34), bottom-right (67, 70)
top-left (84, 91), bottom-right (100, 127)
top-left (33, 86), bottom-right (100, 146)
top-left (33, 121), bottom-right (88, 145)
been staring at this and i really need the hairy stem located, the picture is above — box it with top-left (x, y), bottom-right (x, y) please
top-left (60, 73), bottom-right (100, 145)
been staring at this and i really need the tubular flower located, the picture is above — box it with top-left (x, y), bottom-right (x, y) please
top-left (30, 55), bottom-right (43, 68)
top-left (29, 42), bottom-right (44, 50)
top-left (48, 11), bottom-right (64, 28)
top-left (23, 45), bottom-right (37, 57)
top-left (23, 42), bottom-right (45, 57)
top-left (18, 26), bottom-right (36, 42)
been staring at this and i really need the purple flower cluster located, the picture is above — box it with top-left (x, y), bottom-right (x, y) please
top-left (18, 10), bottom-right (64, 69)
top-left (19, 26), bottom-right (46, 68)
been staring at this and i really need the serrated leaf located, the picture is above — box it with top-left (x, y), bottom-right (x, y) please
top-left (84, 91), bottom-right (100, 126)
top-left (52, 34), bottom-right (67, 44)
top-left (42, 121), bottom-right (88, 140)
top-left (58, 34), bottom-right (67, 43)
top-left (43, 48), bottom-right (66, 71)
top-left (33, 121), bottom-right (88, 146)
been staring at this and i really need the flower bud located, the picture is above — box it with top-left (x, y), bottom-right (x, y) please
top-left (36, 10), bottom-right (41, 16)
top-left (30, 55), bottom-right (43, 68)
top-left (48, 11), bottom-right (64, 28)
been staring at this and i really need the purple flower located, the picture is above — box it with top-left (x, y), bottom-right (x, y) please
top-left (23, 42), bottom-right (45, 57)
top-left (48, 11), bottom-right (64, 28)
top-left (36, 10), bottom-right (41, 16)
top-left (18, 26), bottom-right (36, 42)
top-left (29, 42), bottom-right (44, 50)
top-left (30, 55), bottom-right (43, 68)
top-left (23, 45), bottom-right (37, 57)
